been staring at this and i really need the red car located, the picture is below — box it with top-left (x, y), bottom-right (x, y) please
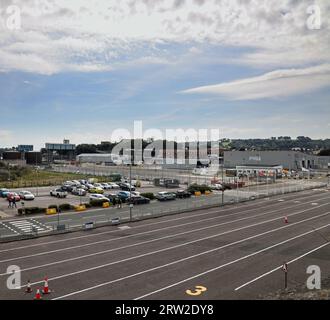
top-left (7, 192), bottom-right (21, 202)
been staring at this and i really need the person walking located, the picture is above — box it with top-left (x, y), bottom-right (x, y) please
top-left (117, 198), bottom-right (122, 209)
top-left (8, 197), bottom-right (12, 209)
top-left (12, 197), bottom-right (17, 208)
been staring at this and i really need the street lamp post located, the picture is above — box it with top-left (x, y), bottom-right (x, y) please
top-left (129, 161), bottom-right (132, 222)
top-left (221, 163), bottom-right (224, 206)
top-left (57, 206), bottom-right (61, 228)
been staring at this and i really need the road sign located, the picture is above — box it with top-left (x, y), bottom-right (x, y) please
top-left (111, 218), bottom-right (120, 225)
top-left (84, 222), bottom-right (94, 230)
top-left (282, 262), bottom-right (288, 273)
top-left (282, 262), bottom-right (288, 289)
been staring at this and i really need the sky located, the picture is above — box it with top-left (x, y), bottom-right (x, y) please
top-left (0, 0), bottom-right (329, 150)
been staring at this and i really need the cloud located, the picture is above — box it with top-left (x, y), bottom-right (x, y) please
top-left (181, 64), bottom-right (330, 100)
top-left (0, 130), bottom-right (13, 143)
top-left (0, 0), bottom-right (329, 74)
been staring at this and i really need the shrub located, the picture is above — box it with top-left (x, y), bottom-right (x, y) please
top-left (58, 203), bottom-right (73, 211)
top-left (17, 207), bottom-right (46, 215)
top-left (188, 184), bottom-right (212, 195)
top-left (90, 199), bottom-right (110, 207)
top-left (140, 192), bottom-right (155, 200)
top-left (135, 180), bottom-right (142, 188)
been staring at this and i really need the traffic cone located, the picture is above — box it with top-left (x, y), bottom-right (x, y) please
top-left (25, 280), bottom-right (32, 293)
top-left (34, 289), bottom-right (42, 300)
top-left (284, 216), bottom-right (288, 224)
top-left (42, 277), bottom-right (50, 294)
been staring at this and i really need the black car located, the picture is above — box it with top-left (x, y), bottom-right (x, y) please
top-left (128, 196), bottom-right (150, 205)
top-left (175, 190), bottom-right (192, 199)
top-left (119, 182), bottom-right (136, 191)
top-left (61, 185), bottom-right (75, 192)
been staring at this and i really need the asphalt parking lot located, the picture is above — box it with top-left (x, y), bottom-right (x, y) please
top-left (0, 184), bottom-right (184, 218)
top-left (0, 187), bottom-right (329, 300)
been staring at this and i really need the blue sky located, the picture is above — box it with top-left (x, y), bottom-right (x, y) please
top-left (0, 0), bottom-right (329, 149)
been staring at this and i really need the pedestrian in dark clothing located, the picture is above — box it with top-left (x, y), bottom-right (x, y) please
top-left (112, 197), bottom-right (117, 207)
top-left (8, 198), bottom-right (12, 208)
top-left (12, 197), bottom-right (17, 208)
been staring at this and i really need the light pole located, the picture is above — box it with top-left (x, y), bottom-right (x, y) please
top-left (129, 161), bottom-right (132, 222)
top-left (125, 148), bottom-right (133, 222)
top-left (221, 162), bottom-right (224, 206)
top-left (236, 167), bottom-right (239, 203)
top-left (57, 206), bottom-right (60, 228)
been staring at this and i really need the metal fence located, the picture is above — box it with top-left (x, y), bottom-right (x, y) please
top-left (0, 180), bottom-right (326, 243)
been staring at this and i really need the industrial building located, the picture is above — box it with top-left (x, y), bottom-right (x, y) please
top-left (224, 151), bottom-right (330, 170)
top-left (0, 151), bottom-right (42, 166)
top-left (76, 153), bottom-right (129, 165)
top-left (45, 139), bottom-right (76, 163)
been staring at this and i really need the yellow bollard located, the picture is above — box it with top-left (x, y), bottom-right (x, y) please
top-left (46, 208), bottom-right (57, 215)
top-left (102, 202), bottom-right (110, 208)
top-left (75, 205), bottom-right (86, 212)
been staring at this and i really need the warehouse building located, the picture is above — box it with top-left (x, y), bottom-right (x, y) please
top-left (224, 151), bottom-right (330, 170)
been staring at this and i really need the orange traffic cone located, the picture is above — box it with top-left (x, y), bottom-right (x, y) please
top-left (34, 289), bottom-right (42, 300)
top-left (42, 277), bottom-right (50, 294)
top-left (284, 216), bottom-right (288, 224)
top-left (25, 280), bottom-right (32, 293)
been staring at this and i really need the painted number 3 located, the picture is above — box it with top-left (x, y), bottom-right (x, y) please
top-left (186, 285), bottom-right (207, 296)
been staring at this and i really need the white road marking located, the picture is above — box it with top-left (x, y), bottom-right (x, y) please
top-left (4, 219), bottom-right (51, 234)
top-left (0, 190), bottom-right (327, 254)
top-left (2, 199), bottom-right (329, 264)
top-left (15, 210), bottom-right (330, 278)
top-left (235, 242), bottom-right (330, 291)
top-left (118, 226), bottom-right (131, 230)
top-left (0, 222), bottom-right (19, 235)
top-left (52, 221), bottom-right (330, 300)
top-left (17, 211), bottom-right (330, 289)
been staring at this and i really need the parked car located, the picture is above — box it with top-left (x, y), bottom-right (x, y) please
top-left (175, 190), bottom-right (192, 199)
top-left (89, 194), bottom-right (109, 201)
top-left (88, 187), bottom-right (104, 194)
top-left (61, 184), bottom-right (75, 192)
top-left (50, 188), bottom-right (68, 198)
top-left (128, 196), bottom-right (150, 205)
top-left (119, 182), bottom-right (136, 191)
top-left (18, 191), bottom-right (35, 200)
top-left (155, 191), bottom-right (177, 201)
top-left (93, 183), bottom-right (104, 189)
top-left (85, 183), bottom-right (95, 190)
top-left (117, 191), bottom-right (131, 201)
top-left (0, 188), bottom-right (10, 198)
top-left (100, 183), bottom-right (111, 190)
top-left (107, 182), bottom-right (120, 189)
top-left (210, 184), bottom-right (224, 191)
top-left (7, 192), bottom-right (21, 202)
top-left (104, 193), bottom-right (120, 204)
top-left (71, 187), bottom-right (87, 196)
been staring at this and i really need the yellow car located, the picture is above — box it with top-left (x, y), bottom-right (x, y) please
top-left (89, 187), bottom-right (104, 194)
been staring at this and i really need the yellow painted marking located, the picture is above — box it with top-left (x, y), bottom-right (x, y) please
top-left (186, 285), bottom-right (207, 296)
